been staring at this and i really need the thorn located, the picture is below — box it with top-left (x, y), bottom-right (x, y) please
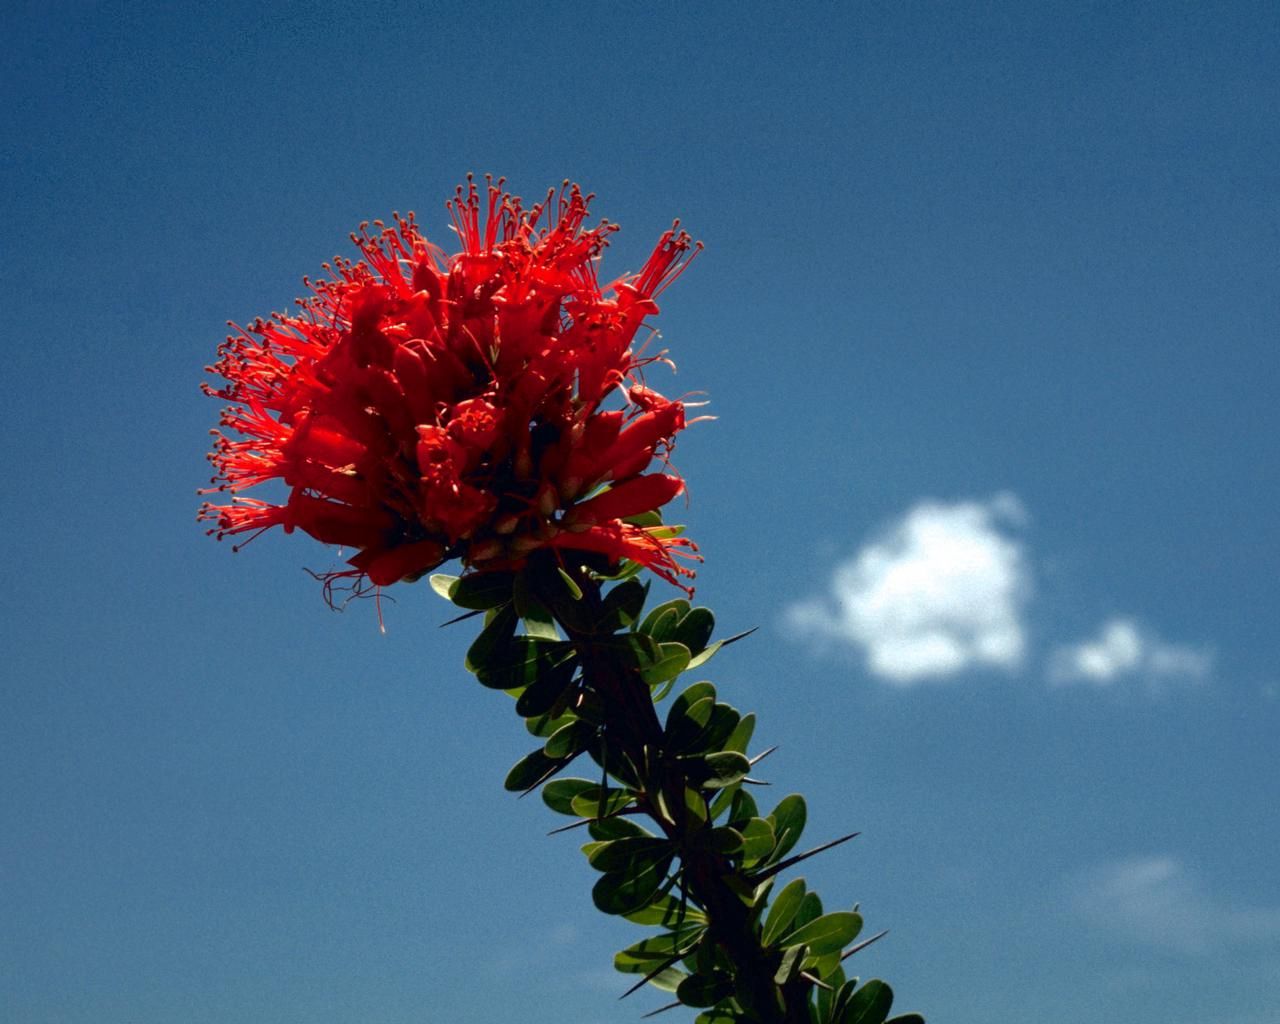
top-left (547, 818), bottom-right (594, 836)
top-left (545, 807), bottom-right (641, 836)
top-left (517, 751), bottom-right (581, 799)
top-left (751, 832), bottom-right (861, 883)
top-left (439, 608), bottom-right (485, 627)
top-left (840, 928), bottom-right (889, 962)
top-left (721, 626), bottom-right (759, 647)
top-left (800, 971), bottom-right (834, 992)
top-left (619, 942), bottom-right (699, 999)
top-left (742, 777), bottom-right (772, 786)
top-left (640, 1001), bottom-right (684, 1018)
top-left (749, 745), bottom-right (779, 767)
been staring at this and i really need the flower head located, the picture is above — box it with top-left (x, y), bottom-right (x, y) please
top-left (201, 178), bottom-right (701, 592)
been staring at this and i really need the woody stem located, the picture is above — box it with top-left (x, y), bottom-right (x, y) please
top-left (558, 573), bottom-right (810, 1024)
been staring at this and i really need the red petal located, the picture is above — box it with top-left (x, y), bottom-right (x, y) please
top-left (566, 473), bottom-right (684, 526)
top-left (350, 540), bottom-right (446, 585)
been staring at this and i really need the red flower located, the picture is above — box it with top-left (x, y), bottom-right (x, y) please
top-left (201, 178), bottom-right (702, 592)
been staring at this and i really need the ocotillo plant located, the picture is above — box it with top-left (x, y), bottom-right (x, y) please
top-left (201, 176), bottom-right (924, 1024)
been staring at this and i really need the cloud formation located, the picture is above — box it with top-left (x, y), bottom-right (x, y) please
top-left (1073, 856), bottom-right (1280, 955)
top-left (1050, 618), bottom-right (1212, 687)
top-left (785, 494), bottom-right (1030, 684)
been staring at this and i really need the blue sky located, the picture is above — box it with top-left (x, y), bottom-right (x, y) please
top-left (3, 2), bottom-right (1278, 1022)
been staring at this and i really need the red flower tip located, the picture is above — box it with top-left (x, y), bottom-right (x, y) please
top-left (201, 179), bottom-right (702, 594)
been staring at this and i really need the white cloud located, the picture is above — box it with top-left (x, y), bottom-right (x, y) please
top-left (785, 494), bottom-right (1030, 684)
top-left (1074, 856), bottom-right (1280, 955)
top-left (1050, 618), bottom-right (1212, 687)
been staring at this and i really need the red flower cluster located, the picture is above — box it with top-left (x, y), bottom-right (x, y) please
top-left (201, 178), bottom-right (702, 592)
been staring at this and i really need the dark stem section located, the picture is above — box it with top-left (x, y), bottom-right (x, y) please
top-left (562, 573), bottom-right (810, 1024)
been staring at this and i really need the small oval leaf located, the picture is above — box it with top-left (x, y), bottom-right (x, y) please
top-left (767, 794), bottom-right (807, 862)
top-left (784, 911), bottom-right (863, 956)
top-left (503, 748), bottom-right (564, 792)
top-left (676, 970), bottom-right (733, 1008)
top-left (763, 878), bottom-right (807, 946)
top-left (541, 777), bottom-right (595, 816)
top-left (700, 750), bottom-right (750, 790)
top-left (844, 980), bottom-right (894, 1024)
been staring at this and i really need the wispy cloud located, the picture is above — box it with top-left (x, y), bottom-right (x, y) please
top-left (1073, 856), bottom-right (1280, 955)
top-left (1050, 618), bottom-right (1212, 688)
top-left (785, 494), bottom-right (1030, 684)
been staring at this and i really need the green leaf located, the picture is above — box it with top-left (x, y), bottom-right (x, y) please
top-left (667, 681), bottom-right (716, 725)
top-left (599, 579), bottom-right (648, 629)
top-left (784, 912), bottom-right (863, 956)
top-left (428, 573), bottom-right (458, 600)
top-left (639, 598), bottom-right (691, 639)
top-left (437, 571), bottom-right (515, 609)
top-left (739, 817), bottom-right (777, 863)
top-left (524, 709), bottom-right (575, 739)
top-left (723, 711), bottom-right (756, 755)
top-left (587, 836), bottom-right (671, 873)
top-left (541, 777), bottom-right (595, 816)
top-left (708, 784), bottom-right (739, 823)
top-left (556, 566), bottom-right (583, 600)
top-left (503, 748), bottom-right (566, 792)
top-left (665, 681), bottom-right (718, 750)
top-left (623, 509), bottom-right (664, 528)
top-left (683, 784), bottom-right (710, 826)
top-left (464, 604), bottom-right (518, 674)
top-left (691, 703), bottom-right (742, 755)
top-left (843, 980), bottom-right (894, 1024)
top-left (624, 892), bottom-right (707, 928)
top-left (586, 735), bottom-right (642, 789)
top-left (803, 950), bottom-right (843, 982)
top-left (885, 1016), bottom-right (925, 1024)
top-left (699, 751), bottom-right (751, 789)
top-left (702, 826), bottom-right (745, 855)
top-left (666, 694), bottom-right (715, 751)
top-left (686, 639), bottom-right (724, 670)
top-left (650, 675), bottom-right (681, 703)
top-left (676, 971), bottom-right (733, 1008)
top-left (671, 606), bottom-right (715, 653)
top-left (614, 929), bottom-right (704, 973)
top-left (569, 786), bottom-right (635, 819)
top-left (816, 965), bottom-right (848, 1022)
top-left (588, 815), bottom-right (652, 841)
top-left (642, 642), bottom-right (691, 685)
top-left (595, 631), bottom-right (660, 672)
top-left (513, 657), bottom-right (578, 718)
top-left (647, 966), bottom-right (687, 993)
top-left (476, 637), bottom-right (566, 690)
top-left (591, 854), bottom-right (672, 915)
top-left (521, 601), bottom-right (559, 640)
top-left (831, 979), bottom-right (859, 1023)
top-left (767, 794), bottom-right (807, 863)
top-left (544, 719), bottom-right (594, 759)
top-left (773, 942), bottom-right (807, 985)
top-left (794, 891), bottom-right (823, 931)
top-left (510, 571), bottom-right (557, 638)
top-left (727, 787), bottom-right (760, 825)
top-left (580, 840), bottom-right (607, 862)
top-left (762, 878), bottom-right (807, 946)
